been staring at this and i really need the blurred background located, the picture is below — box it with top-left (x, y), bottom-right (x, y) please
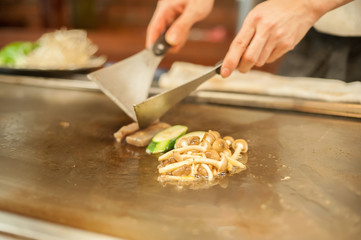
top-left (0, 0), bottom-right (278, 71)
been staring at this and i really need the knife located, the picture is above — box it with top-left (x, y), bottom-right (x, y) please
top-left (134, 61), bottom-right (222, 128)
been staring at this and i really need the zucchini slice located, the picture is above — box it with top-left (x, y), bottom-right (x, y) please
top-left (146, 125), bottom-right (188, 154)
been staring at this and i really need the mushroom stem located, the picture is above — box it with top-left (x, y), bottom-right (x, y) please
top-left (160, 156), bottom-right (227, 173)
top-left (191, 163), bottom-right (200, 176)
top-left (159, 154), bottom-right (202, 162)
top-left (158, 175), bottom-right (197, 182)
top-left (201, 164), bottom-right (214, 181)
top-left (172, 152), bottom-right (183, 162)
top-left (158, 159), bottom-right (193, 174)
top-left (193, 157), bottom-right (227, 172)
top-left (158, 150), bottom-right (175, 161)
top-left (226, 155), bottom-right (246, 169)
top-left (158, 143), bottom-right (211, 161)
top-left (227, 162), bottom-right (233, 172)
top-left (231, 147), bottom-right (242, 160)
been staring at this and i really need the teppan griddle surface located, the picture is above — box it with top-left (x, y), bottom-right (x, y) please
top-left (0, 82), bottom-right (360, 240)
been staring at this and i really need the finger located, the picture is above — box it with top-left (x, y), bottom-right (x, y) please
top-left (255, 38), bottom-right (275, 67)
top-left (165, 4), bottom-right (200, 46)
top-left (221, 26), bottom-right (255, 77)
top-left (146, 21), bottom-right (168, 48)
top-left (266, 45), bottom-right (289, 63)
top-left (237, 29), bottom-right (269, 73)
top-left (146, 1), bottom-right (177, 48)
top-left (169, 36), bottom-right (188, 53)
top-left (266, 37), bottom-right (295, 63)
top-left (146, 2), bottom-right (163, 47)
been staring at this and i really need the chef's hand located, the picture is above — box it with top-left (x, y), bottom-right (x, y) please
top-left (146, 0), bottom-right (214, 52)
top-left (221, 0), bottom-right (324, 77)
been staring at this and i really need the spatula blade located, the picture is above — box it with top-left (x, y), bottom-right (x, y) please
top-left (88, 49), bottom-right (163, 121)
top-left (134, 62), bottom-right (222, 128)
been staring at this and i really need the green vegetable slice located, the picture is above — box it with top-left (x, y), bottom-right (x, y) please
top-left (146, 125), bottom-right (188, 154)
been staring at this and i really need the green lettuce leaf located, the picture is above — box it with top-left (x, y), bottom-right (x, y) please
top-left (0, 41), bottom-right (39, 66)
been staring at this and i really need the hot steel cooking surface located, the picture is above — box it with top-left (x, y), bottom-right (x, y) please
top-left (0, 82), bottom-right (360, 240)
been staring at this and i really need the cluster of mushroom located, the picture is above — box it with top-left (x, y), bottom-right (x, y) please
top-left (158, 130), bottom-right (248, 182)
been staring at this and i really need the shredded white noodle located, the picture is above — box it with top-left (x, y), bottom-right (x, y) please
top-left (17, 29), bottom-right (106, 69)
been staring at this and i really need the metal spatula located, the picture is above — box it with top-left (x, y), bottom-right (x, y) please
top-left (134, 61), bottom-right (222, 128)
top-left (87, 33), bottom-right (170, 121)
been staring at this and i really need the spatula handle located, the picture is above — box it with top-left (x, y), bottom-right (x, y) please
top-left (152, 31), bottom-right (171, 56)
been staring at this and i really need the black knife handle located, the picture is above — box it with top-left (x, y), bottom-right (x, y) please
top-left (214, 60), bottom-right (223, 75)
top-left (152, 31), bottom-right (171, 56)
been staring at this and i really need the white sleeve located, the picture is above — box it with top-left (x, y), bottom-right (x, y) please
top-left (313, 0), bottom-right (361, 37)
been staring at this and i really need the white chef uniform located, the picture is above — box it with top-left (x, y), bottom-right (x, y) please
top-left (278, 0), bottom-right (361, 82)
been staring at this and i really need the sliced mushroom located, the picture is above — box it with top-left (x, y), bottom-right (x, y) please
top-left (169, 157), bottom-right (177, 164)
top-left (186, 136), bottom-right (201, 146)
top-left (202, 132), bottom-right (216, 144)
top-left (159, 160), bottom-right (168, 168)
top-left (223, 136), bottom-right (234, 148)
top-left (205, 149), bottom-right (220, 161)
top-left (208, 130), bottom-right (221, 139)
top-left (172, 166), bottom-right (187, 176)
top-left (175, 136), bottom-right (190, 148)
top-left (198, 165), bottom-right (208, 177)
top-left (184, 166), bottom-right (191, 176)
top-left (212, 139), bottom-right (228, 153)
